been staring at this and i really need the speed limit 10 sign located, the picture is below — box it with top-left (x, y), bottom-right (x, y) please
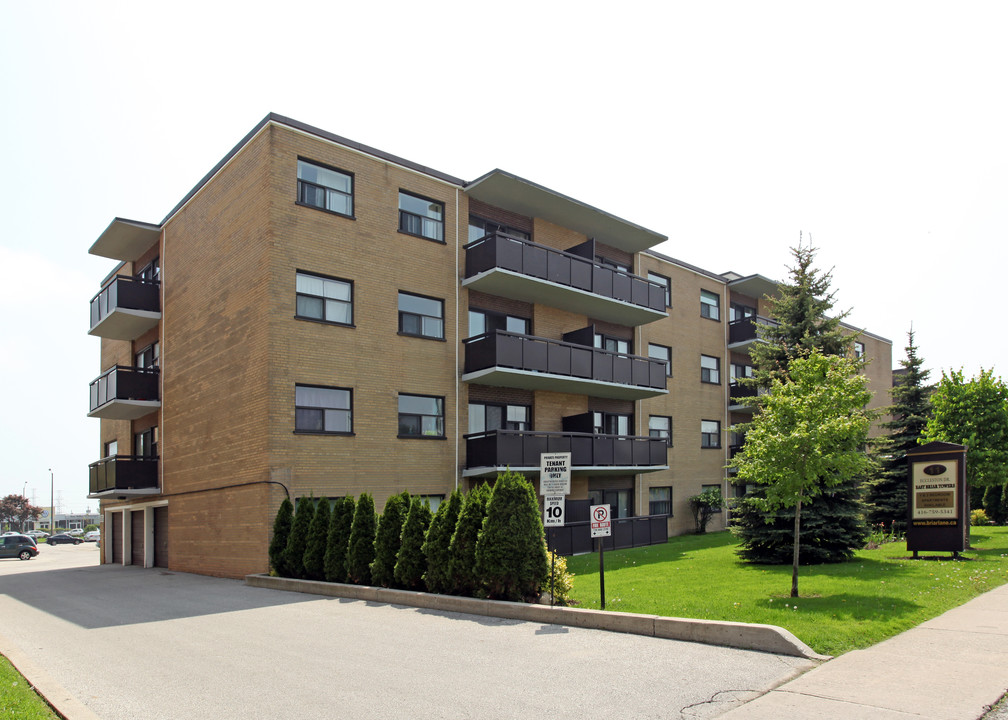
top-left (544, 495), bottom-right (565, 527)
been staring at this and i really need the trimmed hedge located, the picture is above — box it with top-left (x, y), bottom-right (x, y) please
top-left (284, 496), bottom-right (315, 579)
top-left (324, 496), bottom-right (355, 583)
top-left (372, 491), bottom-right (409, 588)
top-left (448, 482), bottom-right (491, 596)
top-left (395, 496), bottom-right (433, 590)
top-left (422, 490), bottom-right (462, 594)
top-left (346, 493), bottom-right (377, 585)
top-left (303, 497), bottom-right (330, 581)
top-left (268, 498), bottom-right (293, 576)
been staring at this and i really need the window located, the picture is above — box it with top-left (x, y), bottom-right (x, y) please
top-left (588, 488), bottom-right (632, 519)
top-left (135, 427), bottom-right (158, 457)
top-left (648, 271), bottom-right (671, 307)
top-left (297, 159), bottom-right (353, 217)
top-left (700, 290), bottom-right (721, 320)
top-left (701, 483), bottom-right (723, 513)
top-left (468, 309), bottom-right (529, 338)
top-left (398, 292), bottom-right (444, 339)
top-left (398, 394), bottom-right (444, 437)
top-left (138, 257), bottom-right (159, 282)
top-left (729, 303), bottom-right (755, 322)
top-left (295, 385), bottom-right (352, 434)
top-left (135, 342), bottom-right (159, 369)
top-left (596, 256), bottom-right (630, 273)
top-left (399, 191), bottom-right (444, 242)
top-left (730, 363), bottom-right (753, 383)
top-left (649, 486), bottom-right (671, 516)
top-left (701, 355), bottom-right (721, 384)
top-left (854, 341), bottom-right (865, 359)
top-left (468, 216), bottom-right (530, 243)
top-left (649, 415), bottom-right (672, 446)
top-left (701, 420), bottom-right (721, 448)
top-left (648, 343), bottom-right (671, 376)
top-left (594, 333), bottom-right (629, 355)
top-left (417, 495), bottom-right (445, 513)
top-left (593, 412), bottom-right (631, 436)
top-left (469, 403), bottom-right (529, 433)
top-left (296, 272), bottom-right (353, 325)
top-left (104, 440), bottom-right (117, 458)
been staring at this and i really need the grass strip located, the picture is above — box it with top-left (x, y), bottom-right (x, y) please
top-left (0, 654), bottom-right (59, 719)
top-left (566, 526), bottom-right (1008, 656)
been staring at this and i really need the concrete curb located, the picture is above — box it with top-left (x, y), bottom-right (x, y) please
top-left (0, 630), bottom-right (102, 720)
top-left (245, 574), bottom-right (829, 661)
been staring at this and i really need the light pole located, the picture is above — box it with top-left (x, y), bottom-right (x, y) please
top-left (49, 468), bottom-right (53, 533)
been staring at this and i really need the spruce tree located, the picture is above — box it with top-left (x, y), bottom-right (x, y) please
top-left (324, 496), bottom-right (355, 583)
top-left (371, 491), bottom-right (410, 588)
top-left (448, 482), bottom-right (492, 596)
top-left (865, 328), bottom-right (932, 532)
top-left (732, 242), bottom-right (869, 564)
top-left (283, 496), bottom-right (315, 579)
top-left (346, 493), bottom-right (377, 585)
top-left (394, 497), bottom-right (433, 589)
top-left (423, 489), bottom-right (462, 594)
top-left (302, 497), bottom-right (330, 581)
top-left (268, 498), bottom-right (294, 576)
top-left (475, 471), bottom-right (549, 602)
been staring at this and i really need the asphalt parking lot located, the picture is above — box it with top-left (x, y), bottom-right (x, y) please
top-left (1, 545), bottom-right (814, 719)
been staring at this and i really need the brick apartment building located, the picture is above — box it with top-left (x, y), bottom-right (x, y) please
top-left (86, 114), bottom-right (892, 578)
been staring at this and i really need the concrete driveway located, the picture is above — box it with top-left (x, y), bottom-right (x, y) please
top-left (0, 545), bottom-right (813, 719)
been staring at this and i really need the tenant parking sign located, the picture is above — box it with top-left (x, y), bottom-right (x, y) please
top-left (539, 452), bottom-right (571, 495)
top-left (590, 504), bottom-right (611, 538)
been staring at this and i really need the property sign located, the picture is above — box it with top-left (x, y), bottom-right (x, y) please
top-left (911, 459), bottom-right (959, 522)
top-left (539, 452), bottom-right (571, 496)
top-left (543, 495), bottom-right (565, 527)
top-left (590, 504), bottom-right (611, 538)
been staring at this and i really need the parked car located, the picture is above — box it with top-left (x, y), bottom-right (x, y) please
top-left (84, 531), bottom-right (100, 542)
top-left (27, 530), bottom-right (49, 540)
top-left (67, 529), bottom-right (85, 537)
top-left (1, 534), bottom-right (38, 560)
top-left (48, 533), bottom-right (83, 546)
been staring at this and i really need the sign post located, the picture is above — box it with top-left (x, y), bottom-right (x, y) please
top-left (590, 504), bottom-right (611, 609)
top-left (540, 453), bottom-right (571, 608)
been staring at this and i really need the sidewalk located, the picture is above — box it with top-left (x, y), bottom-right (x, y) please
top-left (716, 582), bottom-right (1008, 719)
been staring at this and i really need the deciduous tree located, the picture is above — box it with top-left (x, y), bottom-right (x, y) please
top-left (730, 351), bottom-right (873, 597)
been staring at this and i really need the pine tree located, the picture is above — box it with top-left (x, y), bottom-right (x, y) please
top-left (283, 496), bottom-right (315, 579)
top-left (732, 241), bottom-right (869, 564)
top-left (346, 493), bottom-right (377, 585)
top-left (475, 471), bottom-right (549, 602)
top-left (448, 483), bottom-right (492, 596)
top-left (394, 497), bottom-right (433, 589)
top-left (324, 496), bottom-right (355, 583)
top-left (423, 489), bottom-right (462, 594)
top-left (302, 497), bottom-right (330, 581)
top-left (268, 498), bottom-right (294, 576)
top-left (865, 328), bottom-right (932, 531)
top-left (371, 491), bottom-right (410, 588)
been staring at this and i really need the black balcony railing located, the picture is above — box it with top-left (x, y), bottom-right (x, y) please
top-left (546, 513), bottom-right (668, 555)
top-left (465, 429), bottom-right (667, 470)
top-left (729, 381), bottom-right (758, 406)
top-left (463, 331), bottom-right (667, 391)
top-left (728, 315), bottom-right (777, 345)
top-left (88, 456), bottom-right (159, 495)
top-left (89, 366), bottom-right (160, 413)
top-left (89, 275), bottom-right (161, 330)
top-left (465, 232), bottom-right (665, 312)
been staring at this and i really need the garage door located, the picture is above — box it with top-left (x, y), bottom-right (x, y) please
top-left (111, 513), bottom-right (123, 564)
top-left (154, 506), bottom-right (169, 568)
top-left (131, 511), bottom-right (144, 567)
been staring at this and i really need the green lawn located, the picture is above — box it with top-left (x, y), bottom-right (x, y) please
top-left (566, 526), bottom-right (1008, 656)
top-left (0, 655), bottom-right (58, 720)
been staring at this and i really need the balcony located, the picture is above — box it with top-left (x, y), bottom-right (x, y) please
top-left (463, 233), bottom-right (666, 326)
top-left (463, 429), bottom-right (668, 477)
top-left (728, 381), bottom-right (758, 412)
top-left (463, 330), bottom-right (667, 400)
top-left (88, 366), bottom-right (160, 420)
top-left (89, 276), bottom-right (161, 341)
top-left (88, 456), bottom-right (159, 498)
top-left (728, 315), bottom-right (777, 350)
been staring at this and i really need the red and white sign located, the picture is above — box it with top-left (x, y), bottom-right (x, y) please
top-left (590, 504), bottom-right (611, 538)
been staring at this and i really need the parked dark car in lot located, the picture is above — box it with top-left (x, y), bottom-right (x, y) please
top-left (1, 534), bottom-right (39, 560)
top-left (48, 533), bottom-right (83, 546)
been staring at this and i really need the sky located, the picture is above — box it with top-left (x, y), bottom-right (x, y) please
top-left (1, 1), bottom-right (1005, 514)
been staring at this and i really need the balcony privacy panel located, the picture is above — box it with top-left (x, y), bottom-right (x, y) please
top-left (89, 456), bottom-right (158, 494)
top-left (89, 276), bottom-right (160, 329)
top-left (546, 514), bottom-right (668, 555)
top-left (465, 430), bottom-right (667, 470)
top-left (464, 332), bottom-right (666, 391)
top-left (89, 366), bottom-right (160, 412)
top-left (465, 233), bottom-right (664, 313)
